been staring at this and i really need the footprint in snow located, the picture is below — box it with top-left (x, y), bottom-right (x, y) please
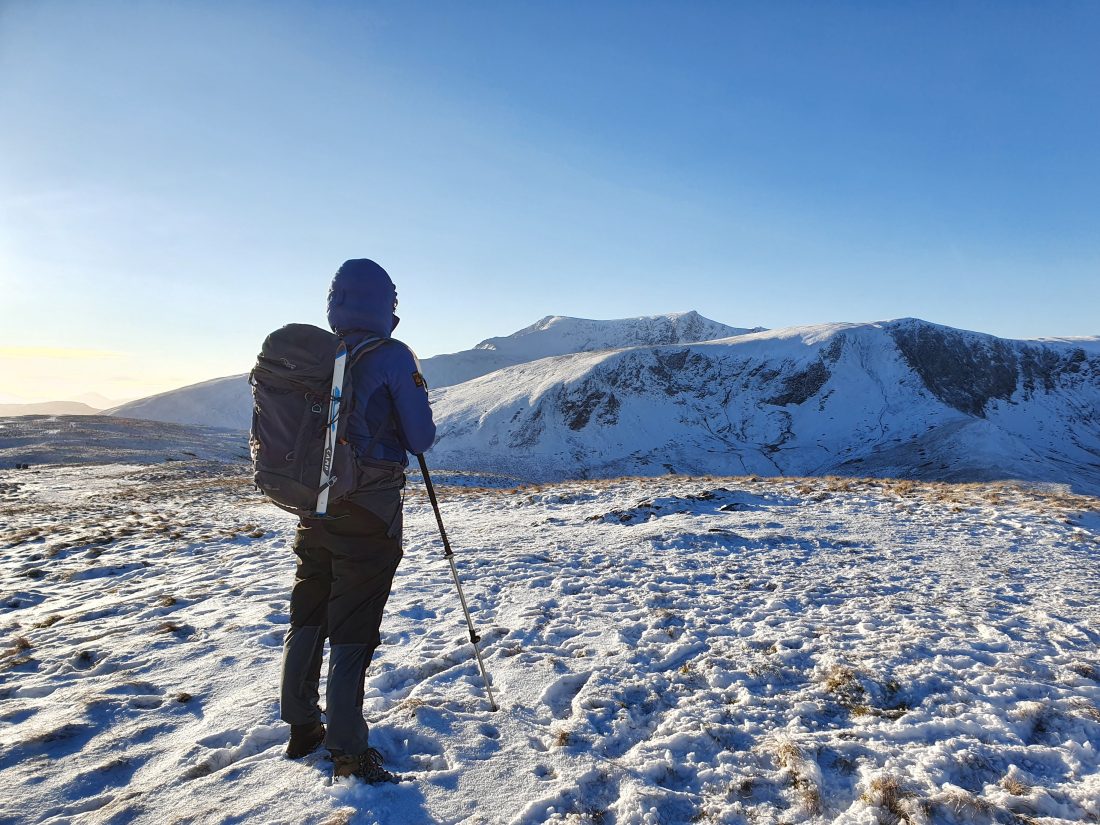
top-left (539, 671), bottom-right (593, 720)
top-left (399, 604), bottom-right (438, 620)
top-left (257, 629), bottom-right (284, 648)
top-left (478, 722), bottom-right (500, 740)
top-left (186, 724), bottom-right (284, 779)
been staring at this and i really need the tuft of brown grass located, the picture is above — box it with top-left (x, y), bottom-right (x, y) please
top-left (1000, 774), bottom-right (1030, 796)
top-left (1071, 698), bottom-right (1100, 722)
top-left (1, 637), bottom-right (34, 668)
top-left (1068, 662), bottom-right (1098, 681)
top-left (399, 696), bottom-right (429, 717)
top-left (821, 664), bottom-right (867, 712)
top-left (552, 727), bottom-right (572, 747)
top-left (861, 775), bottom-right (917, 824)
top-left (772, 740), bottom-right (822, 815)
top-left (940, 789), bottom-right (999, 818)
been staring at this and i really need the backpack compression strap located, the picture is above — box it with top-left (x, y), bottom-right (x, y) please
top-left (314, 335), bottom-right (391, 517)
top-left (315, 340), bottom-right (349, 517)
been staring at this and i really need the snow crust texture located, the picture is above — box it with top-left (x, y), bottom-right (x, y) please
top-left (1, 461), bottom-right (1097, 824)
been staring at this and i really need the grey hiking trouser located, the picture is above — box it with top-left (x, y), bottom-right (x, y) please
top-left (280, 499), bottom-right (402, 756)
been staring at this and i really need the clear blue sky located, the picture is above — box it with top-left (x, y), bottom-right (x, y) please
top-left (2, 1), bottom-right (1098, 402)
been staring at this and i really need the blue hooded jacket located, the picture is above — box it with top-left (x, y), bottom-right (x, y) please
top-left (327, 259), bottom-right (436, 465)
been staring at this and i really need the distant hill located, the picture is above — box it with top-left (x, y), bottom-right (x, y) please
top-left (106, 375), bottom-right (250, 431)
top-left (0, 401), bottom-right (101, 416)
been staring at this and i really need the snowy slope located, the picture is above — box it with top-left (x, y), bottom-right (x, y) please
top-left (428, 319), bottom-right (1100, 494)
top-left (422, 311), bottom-right (758, 389)
top-left (1, 460), bottom-right (1097, 823)
top-left (106, 374), bottom-right (254, 431)
top-left (105, 312), bottom-right (752, 430)
top-left (1036, 335), bottom-right (1100, 354)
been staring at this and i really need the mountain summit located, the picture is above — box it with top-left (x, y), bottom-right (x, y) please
top-left (422, 311), bottom-right (756, 388)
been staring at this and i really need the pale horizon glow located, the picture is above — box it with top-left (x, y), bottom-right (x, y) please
top-left (2, 2), bottom-right (1099, 404)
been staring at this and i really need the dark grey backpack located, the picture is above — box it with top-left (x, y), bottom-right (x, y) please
top-left (249, 324), bottom-right (388, 517)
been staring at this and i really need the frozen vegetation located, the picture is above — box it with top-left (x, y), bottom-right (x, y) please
top-left (1, 448), bottom-right (1097, 824)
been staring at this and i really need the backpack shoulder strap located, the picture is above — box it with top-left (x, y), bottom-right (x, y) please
top-left (347, 335), bottom-right (390, 369)
top-left (382, 337), bottom-right (425, 378)
top-left (340, 336), bottom-right (395, 460)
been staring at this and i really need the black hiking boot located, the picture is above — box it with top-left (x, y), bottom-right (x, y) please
top-left (285, 722), bottom-right (325, 759)
top-left (331, 747), bottom-right (400, 784)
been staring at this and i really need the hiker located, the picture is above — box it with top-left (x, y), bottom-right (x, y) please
top-left (280, 258), bottom-right (436, 783)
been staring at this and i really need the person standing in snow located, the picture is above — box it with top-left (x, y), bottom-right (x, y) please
top-left (280, 259), bottom-right (436, 783)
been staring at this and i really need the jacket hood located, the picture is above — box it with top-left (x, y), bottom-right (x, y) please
top-left (326, 259), bottom-right (399, 337)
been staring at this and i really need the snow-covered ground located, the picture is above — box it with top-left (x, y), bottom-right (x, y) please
top-left (0, 416), bottom-right (249, 468)
top-left (2, 460), bottom-right (1097, 824)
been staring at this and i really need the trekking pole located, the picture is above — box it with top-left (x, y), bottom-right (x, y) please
top-left (416, 454), bottom-right (499, 712)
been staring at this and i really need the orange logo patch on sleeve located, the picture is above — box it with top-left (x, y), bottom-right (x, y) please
top-left (412, 371), bottom-right (427, 389)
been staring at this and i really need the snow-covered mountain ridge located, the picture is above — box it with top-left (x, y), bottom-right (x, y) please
top-left (424, 310), bottom-right (758, 388)
top-left (105, 311), bottom-right (753, 428)
top-left (428, 318), bottom-right (1100, 493)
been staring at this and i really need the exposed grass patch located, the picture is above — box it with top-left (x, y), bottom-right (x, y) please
top-left (319, 809), bottom-right (357, 825)
top-left (772, 739), bottom-right (822, 815)
top-left (860, 774), bottom-right (920, 825)
top-left (938, 788), bottom-right (1000, 820)
top-left (821, 664), bottom-right (866, 711)
top-left (0, 636), bottom-right (34, 671)
top-left (1068, 661), bottom-right (1098, 681)
top-left (1070, 698), bottom-right (1100, 722)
